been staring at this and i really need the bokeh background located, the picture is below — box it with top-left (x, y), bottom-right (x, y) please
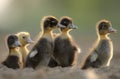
top-left (0, 0), bottom-right (120, 79)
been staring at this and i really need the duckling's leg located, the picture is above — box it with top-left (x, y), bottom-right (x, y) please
top-left (71, 52), bottom-right (78, 66)
top-left (106, 58), bottom-right (111, 67)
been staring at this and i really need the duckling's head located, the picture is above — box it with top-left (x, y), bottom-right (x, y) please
top-left (58, 16), bottom-right (77, 32)
top-left (7, 34), bottom-right (21, 49)
top-left (41, 16), bottom-right (58, 32)
top-left (96, 20), bottom-right (117, 36)
top-left (16, 32), bottom-right (33, 46)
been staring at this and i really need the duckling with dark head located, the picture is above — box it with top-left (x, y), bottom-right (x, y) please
top-left (52, 16), bottom-right (81, 67)
top-left (2, 34), bottom-right (23, 69)
top-left (81, 20), bottom-right (117, 69)
top-left (26, 16), bottom-right (58, 69)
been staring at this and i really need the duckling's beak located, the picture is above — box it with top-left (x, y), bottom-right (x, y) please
top-left (108, 27), bottom-right (117, 33)
top-left (15, 41), bottom-right (22, 47)
top-left (69, 24), bottom-right (77, 29)
top-left (27, 38), bottom-right (34, 43)
top-left (57, 23), bottom-right (66, 28)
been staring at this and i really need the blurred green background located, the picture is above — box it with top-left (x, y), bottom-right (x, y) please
top-left (0, 0), bottom-right (120, 34)
top-left (0, 0), bottom-right (119, 61)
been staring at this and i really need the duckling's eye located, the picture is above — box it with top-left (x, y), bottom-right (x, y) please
top-left (8, 37), bottom-right (16, 45)
top-left (99, 22), bottom-right (108, 30)
top-left (64, 21), bottom-right (67, 24)
top-left (63, 21), bottom-right (69, 26)
top-left (102, 24), bottom-right (108, 29)
top-left (9, 39), bottom-right (14, 43)
top-left (52, 21), bottom-right (55, 23)
top-left (22, 36), bottom-right (26, 39)
top-left (49, 20), bottom-right (57, 27)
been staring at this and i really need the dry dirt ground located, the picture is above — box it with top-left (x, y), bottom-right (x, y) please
top-left (0, 34), bottom-right (119, 79)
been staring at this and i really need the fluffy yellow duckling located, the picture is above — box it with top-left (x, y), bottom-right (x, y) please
top-left (16, 32), bottom-right (33, 67)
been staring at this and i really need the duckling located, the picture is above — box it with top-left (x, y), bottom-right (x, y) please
top-left (81, 20), bottom-right (117, 69)
top-left (2, 34), bottom-right (23, 69)
top-left (26, 16), bottom-right (59, 69)
top-left (16, 32), bottom-right (33, 67)
top-left (52, 16), bottom-right (81, 67)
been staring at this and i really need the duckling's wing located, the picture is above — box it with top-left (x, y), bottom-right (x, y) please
top-left (2, 56), bottom-right (20, 69)
top-left (81, 52), bottom-right (98, 69)
top-left (89, 52), bottom-right (98, 62)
